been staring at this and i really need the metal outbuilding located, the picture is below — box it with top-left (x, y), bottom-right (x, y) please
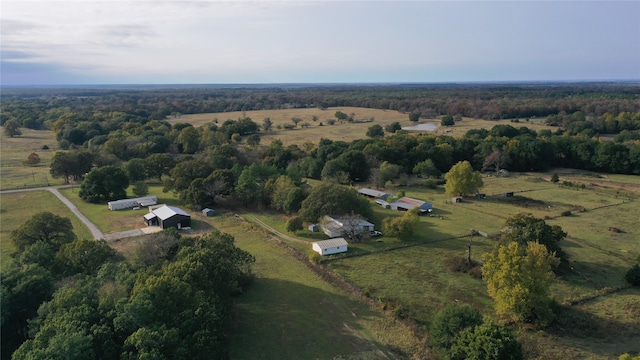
top-left (144, 205), bottom-right (191, 229)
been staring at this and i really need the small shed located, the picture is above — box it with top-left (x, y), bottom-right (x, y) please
top-left (308, 224), bottom-right (319, 232)
top-left (312, 238), bottom-right (348, 256)
top-left (144, 205), bottom-right (191, 229)
top-left (202, 208), bottom-right (215, 217)
top-left (502, 192), bottom-right (514, 197)
top-left (452, 196), bottom-right (463, 203)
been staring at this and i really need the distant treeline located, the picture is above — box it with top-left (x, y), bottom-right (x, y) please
top-left (2, 83), bottom-right (640, 131)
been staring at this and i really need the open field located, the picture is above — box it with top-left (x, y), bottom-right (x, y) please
top-left (169, 108), bottom-right (557, 145)
top-left (0, 128), bottom-right (64, 191)
top-left (0, 190), bottom-right (93, 263)
top-left (211, 214), bottom-right (429, 359)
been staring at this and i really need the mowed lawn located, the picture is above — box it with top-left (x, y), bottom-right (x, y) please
top-left (0, 190), bottom-right (93, 262)
top-left (0, 128), bottom-right (64, 191)
top-left (212, 215), bottom-right (427, 359)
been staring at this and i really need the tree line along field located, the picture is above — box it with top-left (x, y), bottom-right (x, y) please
top-left (171, 107), bottom-right (558, 145)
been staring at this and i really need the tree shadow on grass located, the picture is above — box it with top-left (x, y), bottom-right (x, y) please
top-left (230, 278), bottom-right (410, 360)
top-left (542, 304), bottom-right (640, 357)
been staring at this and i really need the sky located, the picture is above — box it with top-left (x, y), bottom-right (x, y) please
top-left (1, 0), bottom-right (639, 85)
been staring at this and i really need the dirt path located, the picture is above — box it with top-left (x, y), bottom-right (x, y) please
top-left (243, 215), bottom-right (308, 244)
top-left (47, 188), bottom-right (104, 240)
top-left (2, 185), bottom-right (162, 242)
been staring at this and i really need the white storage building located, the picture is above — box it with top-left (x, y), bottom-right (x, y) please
top-left (312, 238), bottom-right (348, 256)
top-left (108, 196), bottom-right (158, 210)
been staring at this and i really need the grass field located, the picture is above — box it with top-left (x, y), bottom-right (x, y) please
top-left (0, 128), bottom-right (64, 191)
top-left (0, 190), bottom-right (93, 263)
top-left (248, 171), bottom-right (640, 359)
top-left (169, 108), bottom-right (557, 146)
top-left (212, 214), bottom-right (429, 359)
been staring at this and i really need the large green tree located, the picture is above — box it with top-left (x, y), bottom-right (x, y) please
top-left (79, 165), bottom-right (129, 203)
top-left (500, 213), bottom-right (567, 265)
top-left (50, 151), bottom-right (94, 184)
top-left (382, 207), bottom-right (420, 240)
top-left (3, 119), bottom-right (22, 137)
top-left (444, 160), bottom-right (483, 196)
top-left (124, 158), bottom-right (148, 183)
top-left (144, 153), bottom-right (176, 182)
top-left (11, 212), bottom-right (77, 252)
top-left (482, 241), bottom-right (560, 325)
top-left (298, 183), bottom-right (372, 223)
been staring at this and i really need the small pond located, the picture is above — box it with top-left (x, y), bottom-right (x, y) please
top-left (401, 123), bottom-right (438, 131)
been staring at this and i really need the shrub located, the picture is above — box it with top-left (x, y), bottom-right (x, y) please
top-left (423, 179), bottom-right (438, 189)
top-left (468, 266), bottom-right (483, 279)
top-left (445, 256), bottom-right (470, 273)
top-left (625, 264), bottom-right (640, 286)
top-left (430, 304), bottom-right (482, 350)
top-left (449, 321), bottom-right (523, 360)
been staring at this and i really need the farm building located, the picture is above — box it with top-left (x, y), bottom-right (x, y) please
top-left (376, 199), bottom-right (391, 208)
top-left (312, 237), bottom-right (348, 256)
top-left (308, 224), bottom-right (319, 232)
top-left (108, 196), bottom-right (158, 210)
top-left (503, 192), bottom-right (514, 197)
top-left (321, 215), bottom-right (375, 238)
top-left (452, 196), bottom-right (463, 203)
top-left (202, 208), bottom-right (215, 216)
top-left (390, 197), bottom-right (432, 213)
top-left (358, 188), bottom-right (390, 199)
top-left (144, 205), bottom-right (191, 229)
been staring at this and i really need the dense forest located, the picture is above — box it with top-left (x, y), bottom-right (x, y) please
top-left (2, 215), bottom-right (254, 359)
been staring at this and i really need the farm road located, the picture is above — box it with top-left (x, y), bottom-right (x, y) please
top-left (2, 185), bottom-right (162, 242)
top-left (243, 215), bottom-right (308, 245)
top-left (47, 188), bottom-right (104, 240)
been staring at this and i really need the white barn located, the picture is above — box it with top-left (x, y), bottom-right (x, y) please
top-left (312, 238), bottom-right (348, 256)
top-left (108, 196), bottom-right (158, 210)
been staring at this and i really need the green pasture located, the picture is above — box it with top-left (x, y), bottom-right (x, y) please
top-left (0, 190), bottom-right (93, 263)
top-left (329, 242), bottom-right (495, 328)
top-left (0, 128), bottom-right (64, 191)
top-left (57, 185), bottom-right (180, 234)
top-left (519, 287), bottom-right (640, 359)
top-left (212, 215), bottom-right (427, 359)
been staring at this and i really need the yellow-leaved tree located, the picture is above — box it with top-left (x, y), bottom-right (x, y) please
top-left (444, 160), bottom-right (483, 197)
top-left (482, 241), bottom-right (560, 326)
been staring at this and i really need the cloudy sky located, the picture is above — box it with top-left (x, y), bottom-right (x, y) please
top-left (2, 0), bottom-right (639, 85)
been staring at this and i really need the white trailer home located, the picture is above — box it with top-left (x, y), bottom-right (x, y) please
top-left (312, 238), bottom-right (349, 256)
top-left (108, 196), bottom-right (158, 210)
